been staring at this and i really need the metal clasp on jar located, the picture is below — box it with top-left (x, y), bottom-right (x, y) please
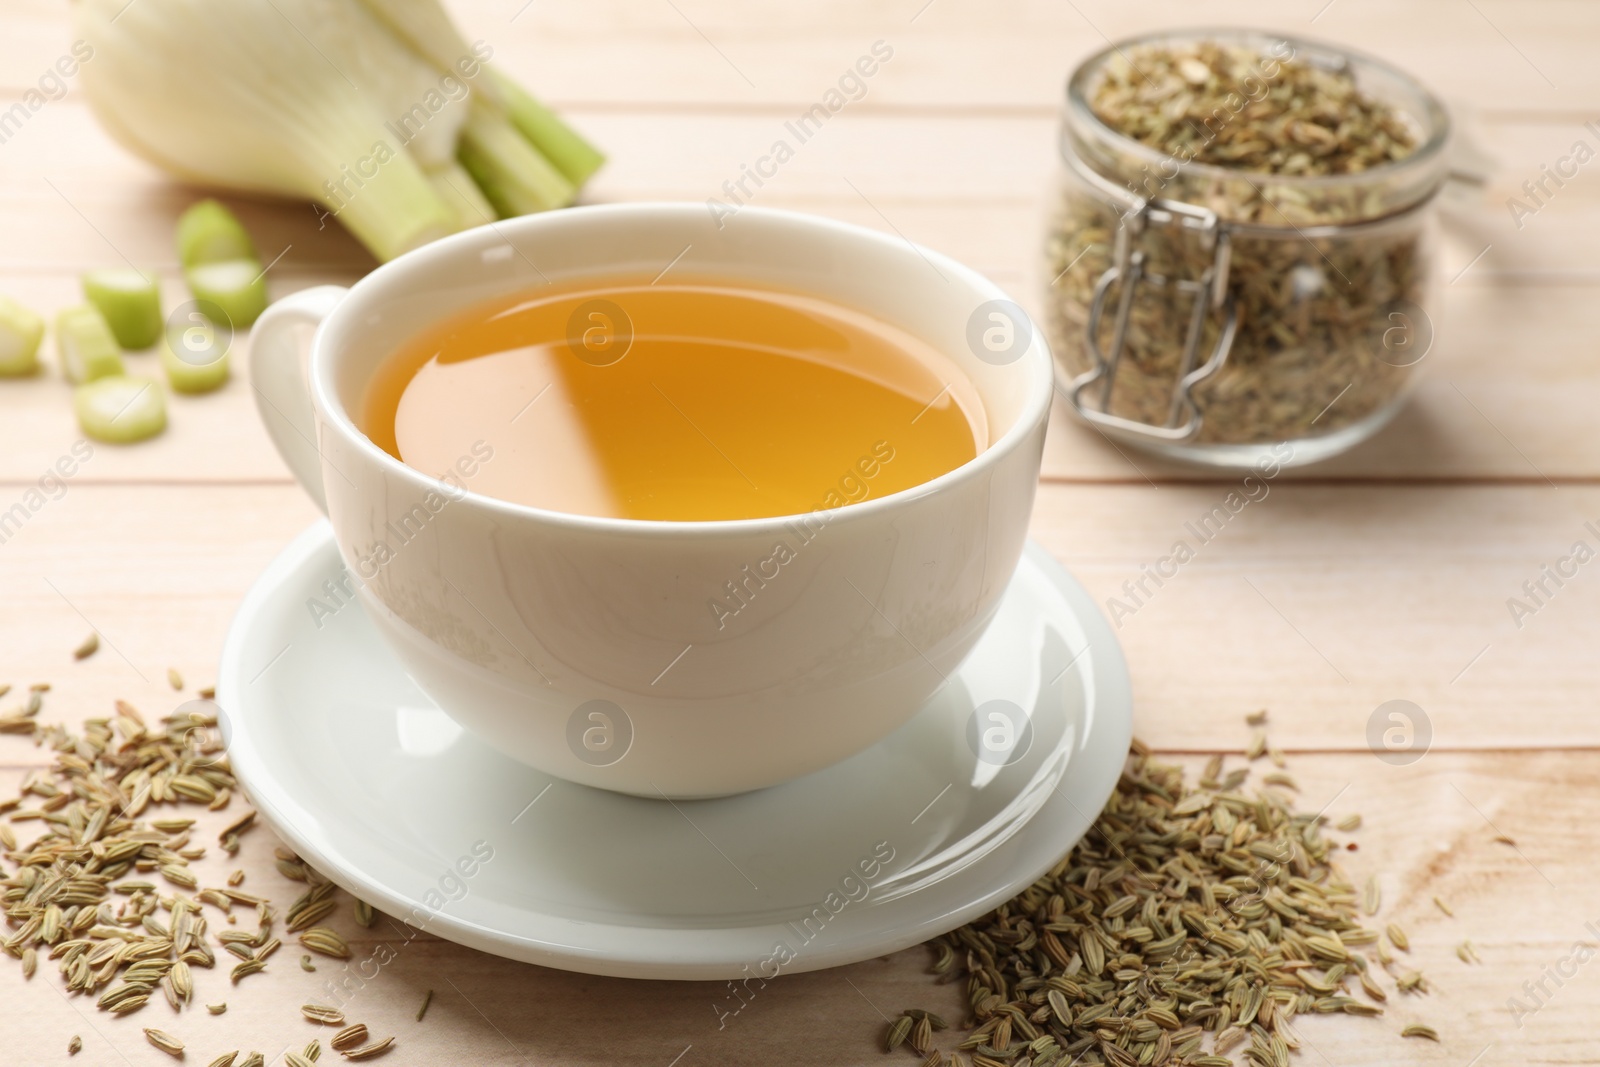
top-left (1066, 195), bottom-right (1239, 442)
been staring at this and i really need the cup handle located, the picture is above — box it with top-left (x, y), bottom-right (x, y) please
top-left (249, 285), bottom-right (348, 515)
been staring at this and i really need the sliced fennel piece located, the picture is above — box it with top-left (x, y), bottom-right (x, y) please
top-left (161, 305), bottom-right (230, 393)
top-left (161, 337), bottom-right (229, 393)
top-left (489, 70), bottom-right (605, 187)
top-left (56, 306), bottom-right (125, 384)
top-left (75, 374), bottom-right (167, 443)
top-left (457, 101), bottom-right (575, 219)
top-left (82, 268), bottom-right (163, 349)
top-left (176, 200), bottom-right (269, 327)
top-left (176, 200), bottom-right (256, 268)
top-left (0, 295), bottom-right (46, 376)
top-left (185, 260), bottom-right (267, 328)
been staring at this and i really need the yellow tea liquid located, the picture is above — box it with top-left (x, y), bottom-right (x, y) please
top-left (362, 278), bottom-right (984, 521)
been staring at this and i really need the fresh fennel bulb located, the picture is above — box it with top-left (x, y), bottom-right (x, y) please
top-left (73, 0), bottom-right (601, 262)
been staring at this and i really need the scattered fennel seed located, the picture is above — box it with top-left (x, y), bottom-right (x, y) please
top-left (1396, 970), bottom-right (1429, 994)
top-left (915, 737), bottom-right (1396, 1066)
top-left (909, 1014), bottom-right (932, 1055)
top-left (342, 1037), bottom-right (395, 1060)
top-left (231, 958), bottom-right (266, 982)
top-left (302, 1004), bottom-right (346, 1025)
top-left (1245, 728), bottom-right (1268, 760)
top-left (144, 1028), bottom-right (184, 1057)
top-left (299, 927), bottom-right (350, 958)
top-left (331, 1025), bottom-right (369, 1052)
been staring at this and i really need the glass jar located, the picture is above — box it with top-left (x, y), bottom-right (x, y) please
top-left (1044, 29), bottom-right (1450, 468)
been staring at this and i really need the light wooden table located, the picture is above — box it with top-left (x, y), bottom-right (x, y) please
top-left (3, 2), bottom-right (1598, 1064)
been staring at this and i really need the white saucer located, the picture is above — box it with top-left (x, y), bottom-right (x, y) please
top-left (219, 523), bottom-right (1131, 980)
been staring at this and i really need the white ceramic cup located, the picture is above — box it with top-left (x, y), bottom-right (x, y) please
top-left (250, 203), bottom-right (1052, 797)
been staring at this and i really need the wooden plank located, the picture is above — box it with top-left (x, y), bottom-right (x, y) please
top-left (11, 103), bottom-right (1600, 278)
top-left (4, 0), bottom-right (1599, 116)
top-left (0, 486), bottom-right (319, 733)
top-left (1, 483), bottom-right (1596, 756)
top-left (1035, 482), bottom-right (1600, 754)
top-left (0, 266), bottom-right (1597, 484)
top-left (0, 747), bottom-right (1589, 1063)
top-left (2, 103), bottom-right (1600, 482)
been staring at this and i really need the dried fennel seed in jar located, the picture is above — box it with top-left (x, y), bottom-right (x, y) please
top-left (914, 742), bottom-right (1396, 1066)
top-left (1046, 37), bottom-right (1445, 449)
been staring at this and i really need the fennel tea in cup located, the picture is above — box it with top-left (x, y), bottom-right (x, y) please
top-left (359, 278), bottom-right (988, 521)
